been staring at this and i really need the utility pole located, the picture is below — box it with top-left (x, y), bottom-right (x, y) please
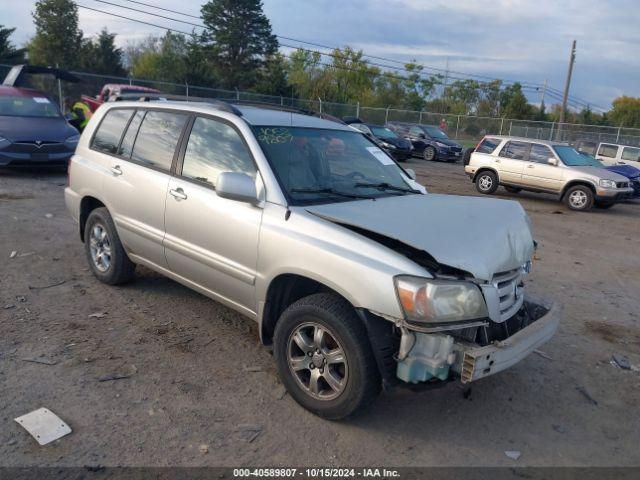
top-left (540, 78), bottom-right (548, 106)
top-left (559, 40), bottom-right (576, 126)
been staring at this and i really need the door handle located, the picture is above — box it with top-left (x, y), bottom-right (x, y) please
top-left (110, 165), bottom-right (123, 176)
top-left (169, 188), bottom-right (187, 200)
top-left (494, 159), bottom-right (501, 163)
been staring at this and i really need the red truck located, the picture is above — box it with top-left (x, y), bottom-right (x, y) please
top-left (81, 84), bottom-right (161, 112)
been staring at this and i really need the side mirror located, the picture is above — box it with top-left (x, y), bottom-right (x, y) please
top-left (216, 172), bottom-right (259, 204)
top-left (405, 168), bottom-right (416, 180)
top-left (547, 158), bottom-right (559, 166)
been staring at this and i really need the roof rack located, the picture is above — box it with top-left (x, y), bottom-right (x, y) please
top-left (229, 100), bottom-right (346, 124)
top-left (108, 92), bottom-right (242, 116)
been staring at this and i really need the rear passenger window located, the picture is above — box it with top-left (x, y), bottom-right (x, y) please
top-left (91, 109), bottom-right (134, 155)
top-left (131, 110), bottom-right (189, 171)
top-left (598, 144), bottom-right (618, 158)
top-left (529, 144), bottom-right (554, 163)
top-left (476, 137), bottom-right (501, 154)
top-left (621, 147), bottom-right (640, 162)
top-left (118, 110), bottom-right (145, 158)
top-left (181, 116), bottom-right (256, 187)
top-left (499, 141), bottom-right (529, 160)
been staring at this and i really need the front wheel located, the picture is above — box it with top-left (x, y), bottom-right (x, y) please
top-left (564, 185), bottom-right (594, 211)
top-left (475, 171), bottom-right (499, 194)
top-left (423, 146), bottom-right (436, 161)
top-left (273, 293), bottom-right (381, 420)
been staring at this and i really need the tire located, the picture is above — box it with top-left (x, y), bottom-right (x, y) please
top-left (475, 170), bottom-right (499, 194)
top-left (504, 186), bottom-right (522, 194)
top-left (564, 185), bottom-right (594, 211)
top-left (273, 293), bottom-right (381, 420)
top-left (84, 207), bottom-right (136, 284)
top-left (462, 148), bottom-right (473, 166)
top-left (423, 146), bottom-right (436, 161)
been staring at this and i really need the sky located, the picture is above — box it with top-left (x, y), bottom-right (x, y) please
top-left (3, 0), bottom-right (639, 112)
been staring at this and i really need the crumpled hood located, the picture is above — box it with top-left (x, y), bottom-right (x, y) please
top-left (605, 164), bottom-right (640, 180)
top-left (305, 194), bottom-right (534, 281)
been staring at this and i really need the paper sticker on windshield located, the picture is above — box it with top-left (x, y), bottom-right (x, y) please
top-left (258, 127), bottom-right (293, 144)
top-left (32, 97), bottom-right (51, 104)
top-left (367, 146), bottom-right (394, 165)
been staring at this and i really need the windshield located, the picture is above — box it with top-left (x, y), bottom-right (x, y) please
top-left (0, 95), bottom-right (61, 118)
top-left (424, 126), bottom-right (449, 139)
top-left (370, 126), bottom-right (399, 140)
top-left (253, 126), bottom-right (417, 205)
top-left (554, 146), bottom-right (603, 167)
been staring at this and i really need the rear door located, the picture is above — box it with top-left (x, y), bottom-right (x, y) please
top-left (100, 108), bottom-right (190, 269)
top-left (521, 143), bottom-right (564, 192)
top-left (496, 140), bottom-right (528, 184)
top-left (163, 115), bottom-right (263, 315)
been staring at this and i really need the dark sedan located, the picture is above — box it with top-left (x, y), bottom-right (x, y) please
top-left (386, 122), bottom-right (463, 162)
top-left (0, 86), bottom-right (79, 168)
top-left (346, 121), bottom-right (413, 161)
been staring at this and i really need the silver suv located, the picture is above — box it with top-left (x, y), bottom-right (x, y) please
top-left (66, 101), bottom-right (559, 419)
top-left (465, 136), bottom-right (633, 211)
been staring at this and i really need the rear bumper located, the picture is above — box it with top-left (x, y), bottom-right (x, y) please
top-left (451, 298), bottom-right (561, 383)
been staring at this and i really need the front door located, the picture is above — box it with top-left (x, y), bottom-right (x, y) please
top-left (163, 115), bottom-right (263, 315)
top-left (521, 143), bottom-right (564, 192)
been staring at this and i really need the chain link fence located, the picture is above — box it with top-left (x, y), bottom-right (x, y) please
top-left (3, 64), bottom-right (639, 147)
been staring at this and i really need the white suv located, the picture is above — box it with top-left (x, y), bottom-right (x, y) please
top-left (66, 100), bottom-right (559, 419)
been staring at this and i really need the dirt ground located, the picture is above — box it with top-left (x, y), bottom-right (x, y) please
top-left (1, 159), bottom-right (639, 468)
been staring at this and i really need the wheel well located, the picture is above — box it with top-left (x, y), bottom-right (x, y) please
top-left (561, 181), bottom-right (595, 199)
top-left (79, 196), bottom-right (105, 242)
top-left (261, 274), bottom-right (349, 345)
top-left (473, 167), bottom-right (498, 182)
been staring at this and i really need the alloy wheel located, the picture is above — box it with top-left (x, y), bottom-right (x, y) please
top-left (479, 174), bottom-right (493, 191)
top-left (569, 190), bottom-right (588, 209)
top-left (89, 223), bottom-right (112, 272)
top-left (287, 322), bottom-right (348, 400)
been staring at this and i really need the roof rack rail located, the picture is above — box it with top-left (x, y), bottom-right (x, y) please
top-left (108, 92), bottom-right (242, 116)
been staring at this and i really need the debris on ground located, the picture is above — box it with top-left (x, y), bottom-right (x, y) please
top-left (45, 213), bottom-right (53, 218)
top-left (14, 407), bottom-right (72, 446)
top-left (28, 280), bottom-right (66, 290)
top-left (237, 424), bottom-right (263, 443)
top-left (17, 251), bottom-right (35, 258)
top-left (88, 312), bottom-right (107, 319)
top-left (98, 365), bottom-right (137, 382)
top-left (16, 295), bottom-right (26, 303)
top-left (552, 424), bottom-right (567, 434)
top-left (610, 355), bottom-right (631, 370)
top-left (22, 357), bottom-right (58, 366)
top-left (551, 210), bottom-right (564, 215)
top-left (4, 304), bottom-right (15, 310)
top-left (10, 251), bottom-right (17, 258)
top-left (199, 444), bottom-right (209, 454)
top-left (575, 386), bottom-right (598, 406)
top-left (534, 349), bottom-right (553, 360)
top-left (504, 450), bottom-right (521, 460)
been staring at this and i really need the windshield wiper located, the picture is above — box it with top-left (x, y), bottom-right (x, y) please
top-left (354, 182), bottom-right (421, 194)
top-left (290, 188), bottom-right (375, 200)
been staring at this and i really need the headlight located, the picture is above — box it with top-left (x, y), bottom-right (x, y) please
top-left (599, 179), bottom-right (617, 188)
top-left (435, 142), bottom-right (448, 148)
top-left (381, 141), bottom-right (396, 149)
top-left (395, 276), bottom-right (488, 324)
top-left (64, 134), bottom-right (81, 149)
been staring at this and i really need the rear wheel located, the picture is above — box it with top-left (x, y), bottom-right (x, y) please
top-left (273, 293), bottom-right (381, 420)
top-left (423, 146), bottom-right (436, 161)
top-left (475, 171), bottom-right (499, 194)
top-left (84, 207), bottom-right (136, 284)
top-left (564, 185), bottom-right (594, 211)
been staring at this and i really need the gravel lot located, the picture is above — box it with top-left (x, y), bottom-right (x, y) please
top-left (1, 159), bottom-right (639, 468)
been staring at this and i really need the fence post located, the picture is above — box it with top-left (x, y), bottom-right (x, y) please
top-left (280, 96), bottom-right (284, 106)
top-left (508, 121), bottom-right (513, 136)
top-left (499, 117), bottom-right (504, 135)
top-left (525, 126), bottom-right (529, 138)
top-left (455, 115), bottom-right (460, 139)
top-left (185, 82), bottom-right (189, 99)
top-left (616, 126), bottom-right (622, 142)
top-left (318, 97), bottom-right (322, 114)
top-left (549, 122), bottom-right (555, 140)
top-left (235, 88), bottom-right (240, 101)
top-left (385, 106), bottom-right (390, 124)
top-left (356, 101), bottom-right (360, 119)
top-left (129, 76), bottom-right (133, 86)
top-left (419, 110), bottom-right (423, 124)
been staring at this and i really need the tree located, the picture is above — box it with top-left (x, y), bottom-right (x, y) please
top-left (28, 0), bottom-right (83, 68)
top-left (609, 96), bottom-right (640, 128)
top-left (201, 0), bottom-right (278, 89)
top-left (253, 53), bottom-right (290, 96)
top-left (80, 28), bottom-right (126, 76)
top-left (501, 83), bottom-right (533, 119)
top-left (0, 25), bottom-right (26, 64)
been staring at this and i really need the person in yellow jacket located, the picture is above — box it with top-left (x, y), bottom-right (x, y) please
top-left (71, 100), bottom-right (93, 131)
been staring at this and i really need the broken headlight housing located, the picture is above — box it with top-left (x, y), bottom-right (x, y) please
top-left (394, 275), bottom-right (488, 324)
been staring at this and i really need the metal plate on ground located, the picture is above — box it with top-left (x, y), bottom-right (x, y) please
top-left (14, 408), bottom-right (72, 445)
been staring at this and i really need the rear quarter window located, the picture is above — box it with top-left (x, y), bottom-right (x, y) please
top-left (598, 144), bottom-right (619, 158)
top-left (91, 109), bottom-right (135, 155)
top-left (621, 147), bottom-right (640, 162)
top-left (476, 137), bottom-right (501, 154)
